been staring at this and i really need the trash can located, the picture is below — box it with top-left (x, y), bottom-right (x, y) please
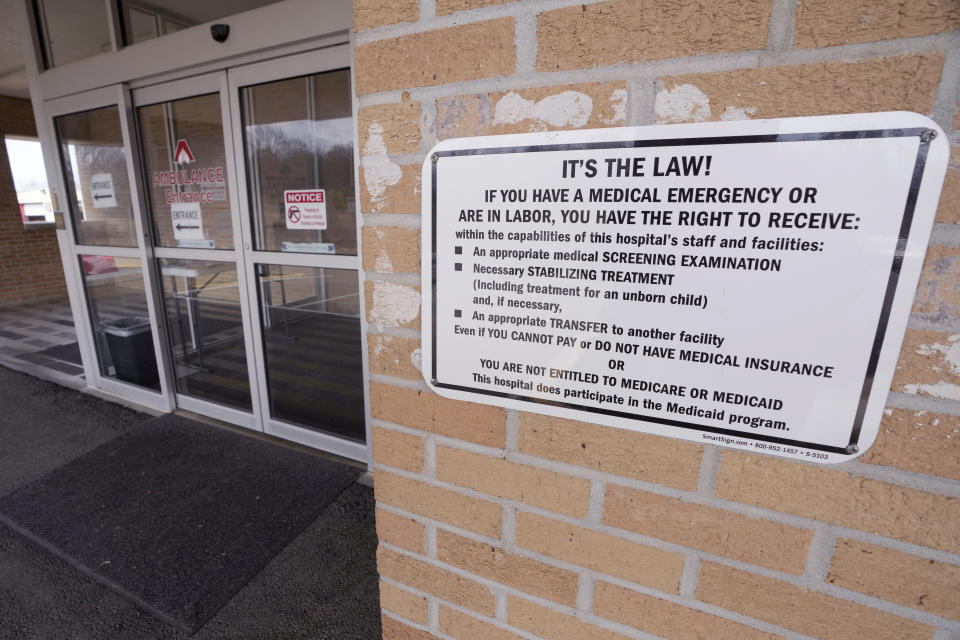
top-left (102, 317), bottom-right (159, 387)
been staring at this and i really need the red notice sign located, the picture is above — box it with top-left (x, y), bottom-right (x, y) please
top-left (284, 189), bottom-right (327, 230)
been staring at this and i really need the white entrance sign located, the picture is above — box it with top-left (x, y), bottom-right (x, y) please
top-left (89, 172), bottom-right (117, 208)
top-left (421, 112), bottom-right (949, 463)
top-left (171, 201), bottom-right (204, 241)
top-left (284, 189), bottom-right (327, 230)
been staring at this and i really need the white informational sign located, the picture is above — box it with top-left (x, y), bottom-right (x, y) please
top-left (281, 242), bottom-right (335, 254)
top-left (176, 239), bottom-right (215, 249)
top-left (171, 201), bottom-right (204, 241)
top-left (201, 173), bottom-right (227, 202)
top-left (284, 189), bottom-right (327, 230)
top-left (421, 112), bottom-right (949, 464)
top-left (89, 173), bottom-right (117, 208)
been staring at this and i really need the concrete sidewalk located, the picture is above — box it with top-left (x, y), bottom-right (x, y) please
top-left (0, 367), bottom-right (381, 639)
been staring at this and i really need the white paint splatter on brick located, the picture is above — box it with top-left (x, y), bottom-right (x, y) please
top-left (946, 335), bottom-right (960, 374)
top-left (915, 343), bottom-right (938, 356)
top-left (915, 335), bottom-right (960, 375)
top-left (719, 105), bottom-right (757, 121)
top-left (361, 122), bottom-right (402, 208)
top-left (903, 382), bottom-right (960, 401)
top-left (493, 91), bottom-right (593, 131)
top-left (655, 84), bottom-right (711, 123)
top-left (902, 335), bottom-right (960, 400)
top-left (410, 347), bottom-right (422, 373)
top-left (375, 249), bottom-right (393, 273)
top-left (369, 281), bottom-right (420, 327)
top-left (371, 334), bottom-right (391, 357)
top-left (600, 88), bottom-right (627, 125)
top-left (373, 229), bottom-right (393, 272)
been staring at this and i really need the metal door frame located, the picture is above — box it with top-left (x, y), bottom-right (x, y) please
top-left (44, 84), bottom-right (175, 411)
top-left (18, 0), bottom-right (368, 464)
top-left (131, 71), bottom-right (264, 430)
top-left (226, 46), bottom-right (369, 462)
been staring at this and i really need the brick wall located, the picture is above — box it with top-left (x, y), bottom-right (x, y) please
top-left (354, 1), bottom-right (960, 638)
top-left (0, 96), bottom-right (67, 307)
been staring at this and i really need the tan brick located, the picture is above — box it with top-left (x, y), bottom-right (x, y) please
top-left (378, 545), bottom-right (497, 615)
top-left (697, 562), bottom-right (935, 640)
top-left (354, 0), bottom-right (418, 31)
top-left (355, 19), bottom-right (515, 94)
top-left (376, 508), bottom-right (426, 554)
top-left (536, 0), bottom-right (770, 72)
top-left (436, 0), bottom-right (514, 15)
top-left (382, 613), bottom-right (439, 640)
top-left (716, 452), bottom-right (960, 553)
top-left (891, 329), bottom-right (960, 400)
top-left (938, 147), bottom-right (960, 224)
top-left (364, 281), bottom-right (421, 329)
top-left (370, 382), bottom-right (506, 447)
top-left (517, 412), bottom-right (702, 490)
top-left (794, 0), bottom-right (960, 48)
top-left (368, 334), bottom-right (422, 381)
top-left (436, 447), bottom-right (590, 518)
top-left (359, 97), bottom-right (422, 155)
top-left (913, 245), bottom-right (960, 317)
top-left (508, 596), bottom-right (631, 640)
top-left (515, 511), bottom-right (684, 592)
top-left (602, 484), bottom-right (813, 574)
top-left (438, 530), bottom-right (579, 606)
top-left (439, 606), bottom-right (525, 640)
top-left (373, 427), bottom-right (425, 473)
top-left (863, 408), bottom-right (960, 481)
top-left (380, 581), bottom-right (428, 624)
top-left (362, 227), bottom-right (421, 274)
top-left (359, 164), bottom-right (421, 214)
top-left (436, 81), bottom-right (626, 140)
top-left (375, 470), bottom-right (502, 538)
top-left (593, 581), bottom-right (779, 640)
top-left (827, 539), bottom-right (960, 620)
top-left (657, 54), bottom-right (943, 124)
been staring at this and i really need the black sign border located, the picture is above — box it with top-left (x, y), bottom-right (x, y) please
top-left (430, 128), bottom-right (932, 455)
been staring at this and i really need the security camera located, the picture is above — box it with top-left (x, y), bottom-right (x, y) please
top-left (211, 24), bottom-right (229, 43)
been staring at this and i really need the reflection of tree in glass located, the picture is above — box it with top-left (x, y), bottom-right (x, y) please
top-left (244, 118), bottom-right (353, 157)
top-left (76, 145), bottom-right (126, 168)
top-left (246, 118), bottom-right (355, 220)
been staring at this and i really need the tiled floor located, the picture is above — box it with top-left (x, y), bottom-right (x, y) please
top-left (0, 298), bottom-right (85, 384)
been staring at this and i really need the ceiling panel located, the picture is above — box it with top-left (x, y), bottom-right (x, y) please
top-left (0, 0), bottom-right (29, 98)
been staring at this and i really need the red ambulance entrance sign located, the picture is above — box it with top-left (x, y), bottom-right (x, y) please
top-left (284, 190), bottom-right (327, 230)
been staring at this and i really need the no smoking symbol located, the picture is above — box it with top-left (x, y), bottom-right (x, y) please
top-left (287, 206), bottom-right (301, 223)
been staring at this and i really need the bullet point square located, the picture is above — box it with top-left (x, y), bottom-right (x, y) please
top-left (455, 263), bottom-right (462, 271)
top-left (454, 309), bottom-right (462, 318)
top-left (455, 246), bottom-right (463, 254)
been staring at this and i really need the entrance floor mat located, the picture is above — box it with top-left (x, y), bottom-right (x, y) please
top-left (0, 413), bottom-right (361, 634)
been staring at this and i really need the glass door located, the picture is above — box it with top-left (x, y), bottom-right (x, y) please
top-left (228, 46), bottom-right (368, 461)
top-left (129, 51), bottom-right (368, 462)
top-left (45, 84), bottom-right (173, 410)
top-left (132, 73), bottom-right (262, 429)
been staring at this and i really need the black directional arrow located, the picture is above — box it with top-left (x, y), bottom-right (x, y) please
top-left (175, 224), bottom-right (200, 231)
top-left (93, 193), bottom-right (111, 200)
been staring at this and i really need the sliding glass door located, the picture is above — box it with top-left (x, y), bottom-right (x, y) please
top-left (125, 48), bottom-right (367, 460)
